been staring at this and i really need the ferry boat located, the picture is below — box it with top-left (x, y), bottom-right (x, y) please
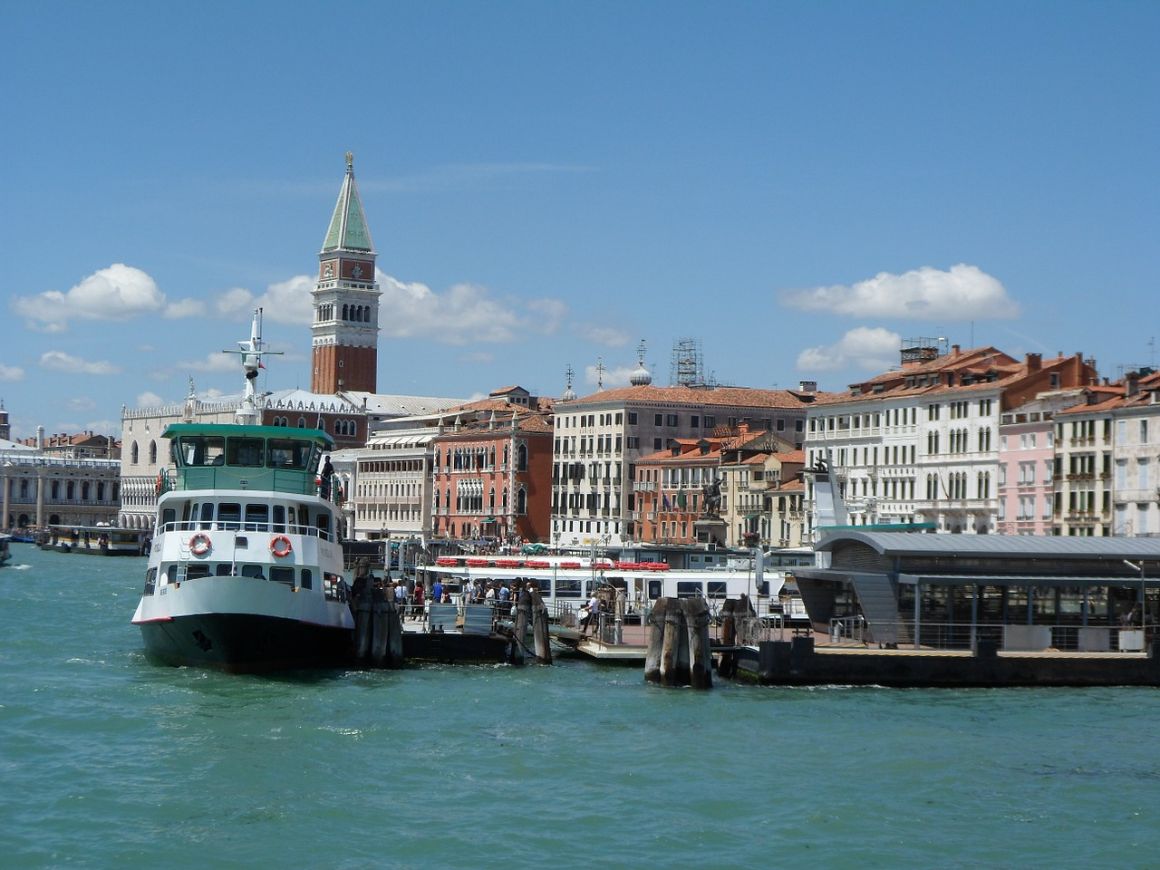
top-left (131, 311), bottom-right (354, 671)
top-left (421, 552), bottom-right (787, 622)
top-left (39, 524), bottom-right (148, 556)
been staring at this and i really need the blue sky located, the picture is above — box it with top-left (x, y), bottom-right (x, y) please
top-left (2, 1), bottom-right (1157, 441)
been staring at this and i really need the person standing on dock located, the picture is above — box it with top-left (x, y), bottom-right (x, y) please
top-left (432, 578), bottom-right (443, 607)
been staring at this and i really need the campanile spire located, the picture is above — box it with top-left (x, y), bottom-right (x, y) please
top-left (311, 152), bottom-right (381, 394)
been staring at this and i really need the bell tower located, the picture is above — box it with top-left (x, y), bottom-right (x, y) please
top-left (311, 152), bottom-right (381, 394)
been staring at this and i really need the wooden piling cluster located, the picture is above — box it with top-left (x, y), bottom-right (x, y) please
top-left (644, 597), bottom-right (713, 688)
top-left (512, 585), bottom-right (553, 665)
top-left (353, 582), bottom-right (404, 668)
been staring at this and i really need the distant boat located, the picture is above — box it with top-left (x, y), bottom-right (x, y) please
top-left (0, 534), bottom-right (10, 567)
top-left (39, 525), bottom-right (148, 556)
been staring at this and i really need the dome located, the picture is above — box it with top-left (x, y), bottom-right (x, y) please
top-left (629, 362), bottom-right (652, 386)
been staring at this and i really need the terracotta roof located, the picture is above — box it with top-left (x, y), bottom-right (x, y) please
top-left (773, 450), bottom-right (805, 464)
top-left (561, 384), bottom-right (818, 410)
top-left (813, 349), bottom-right (1087, 406)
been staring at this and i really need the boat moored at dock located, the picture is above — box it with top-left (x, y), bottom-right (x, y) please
top-left (131, 311), bottom-right (355, 671)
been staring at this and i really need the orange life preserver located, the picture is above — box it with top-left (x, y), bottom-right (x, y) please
top-left (270, 535), bottom-right (293, 558)
top-left (155, 472), bottom-right (163, 496)
top-left (189, 533), bottom-right (212, 556)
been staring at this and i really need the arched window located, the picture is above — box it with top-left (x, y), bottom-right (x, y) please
top-left (51, 481), bottom-right (60, 499)
top-left (149, 441), bottom-right (157, 464)
top-left (517, 444), bottom-right (528, 472)
top-left (131, 442), bottom-right (139, 464)
top-left (82, 482), bottom-right (91, 501)
top-left (297, 417), bottom-right (307, 428)
top-left (97, 482), bottom-right (105, 501)
top-left (516, 487), bottom-right (527, 515)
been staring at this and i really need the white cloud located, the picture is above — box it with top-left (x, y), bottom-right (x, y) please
top-left (780, 264), bottom-right (1019, 320)
top-left (578, 324), bottom-right (630, 347)
top-left (67, 397), bottom-right (97, 411)
top-left (13, 264), bottom-right (167, 331)
top-left (526, 298), bottom-right (568, 334)
top-left (176, 352), bottom-right (243, 373)
top-left (0, 364), bottom-right (25, 381)
top-left (377, 272), bottom-right (526, 345)
top-left (585, 364), bottom-right (638, 388)
top-left (136, 391), bottom-right (164, 407)
top-left (40, 351), bottom-right (122, 375)
top-left (164, 298), bottom-right (205, 319)
top-left (203, 388), bottom-right (225, 399)
top-left (459, 351), bottom-right (495, 364)
top-left (215, 287), bottom-right (258, 319)
top-left (212, 276), bottom-right (319, 325)
top-left (796, 327), bottom-right (902, 373)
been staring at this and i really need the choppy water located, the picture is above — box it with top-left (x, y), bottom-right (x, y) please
top-left (3, 543), bottom-right (1160, 868)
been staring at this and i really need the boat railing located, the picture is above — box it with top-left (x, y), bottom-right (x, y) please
top-left (158, 519), bottom-right (335, 543)
top-left (829, 615), bottom-right (867, 645)
top-left (830, 619), bottom-right (1154, 652)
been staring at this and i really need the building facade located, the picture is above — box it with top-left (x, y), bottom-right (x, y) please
top-left (805, 343), bottom-right (1098, 536)
top-left (552, 382), bottom-right (816, 548)
top-left (431, 408), bottom-right (554, 545)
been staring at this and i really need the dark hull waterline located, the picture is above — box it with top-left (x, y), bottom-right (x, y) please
top-left (138, 613), bottom-right (352, 673)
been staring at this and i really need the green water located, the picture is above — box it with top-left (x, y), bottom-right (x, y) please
top-left (2, 543), bottom-right (1159, 868)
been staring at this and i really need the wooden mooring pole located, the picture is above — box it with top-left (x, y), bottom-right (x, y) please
top-left (644, 597), bottom-right (713, 689)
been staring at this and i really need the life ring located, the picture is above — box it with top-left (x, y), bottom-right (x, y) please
top-left (270, 535), bottom-right (293, 558)
top-left (189, 533), bottom-right (212, 556)
top-left (155, 472), bottom-right (164, 496)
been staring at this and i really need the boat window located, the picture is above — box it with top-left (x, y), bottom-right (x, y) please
top-left (297, 505), bottom-right (311, 534)
top-left (161, 508), bottom-right (176, 530)
top-left (555, 576), bottom-right (582, 598)
top-left (186, 564), bottom-right (212, 580)
top-left (240, 564), bottom-right (266, 580)
top-left (177, 436), bottom-right (226, 466)
top-left (218, 503), bottom-right (241, 530)
top-left (181, 501), bottom-right (193, 528)
top-left (676, 581), bottom-right (703, 598)
top-left (215, 563), bottom-right (234, 576)
top-left (166, 565), bottom-right (178, 583)
top-left (226, 437), bottom-right (265, 467)
top-left (272, 505), bottom-right (286, 533)
top-left (245, 504), bottom-right (269, 531)
top-left (270, 566), bottom-right (295, 585)
top-left (199, 503), bottom-right (214, 529)
top-left (316, 511), bottom-right (331, 540)
top-left (706, 581), bottom-right (727, 599)
top-left (648, 579), bottom-right (662, 600)
top-left (300, 568), bottom-right (313, 590)
top-left (267, 439), bottom-right (313, 469)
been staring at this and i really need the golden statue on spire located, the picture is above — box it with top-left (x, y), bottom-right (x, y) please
top-left (345, 151), bottom-right (354, 171)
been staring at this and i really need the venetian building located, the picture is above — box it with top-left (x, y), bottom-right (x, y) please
top-left (312, 152), bottom-right (381, 394)
top-left (552, 362), bottom-right (816, 548)
top-left (3, 421), bottom-right (120, 530)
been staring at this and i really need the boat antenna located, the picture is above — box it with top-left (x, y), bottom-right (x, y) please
top-left (222, 308), bottom-right (283, 425)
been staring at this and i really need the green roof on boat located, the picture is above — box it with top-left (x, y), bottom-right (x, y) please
top-left (161, 422), bottom-right (335, 447)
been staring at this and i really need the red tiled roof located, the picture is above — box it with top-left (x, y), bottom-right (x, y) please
top-left (562, 384), bottom-right (819, 410)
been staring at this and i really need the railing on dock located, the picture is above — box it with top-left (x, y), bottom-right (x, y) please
top-left (829, 620), bottom-right (1153, 653)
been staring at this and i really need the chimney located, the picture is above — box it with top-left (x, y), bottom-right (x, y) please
top-left (1025, 353), bottom-right (1041, 372)
top-left (797, 380), bottom-right (817, 394)
top-left (951, 344), bottom-right (960, 357)
top-left (1127, 372), bottom-right (1140, 397)
top-left (738, 420), bottom-right (750, 437)
top-left (36, 425), bottom-right (44, 450)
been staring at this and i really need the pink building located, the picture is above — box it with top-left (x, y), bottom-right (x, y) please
top-left (997, 392), bottom-right (1083, 534)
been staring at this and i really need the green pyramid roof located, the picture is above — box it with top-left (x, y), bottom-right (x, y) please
top-left (321, 152), bottom-right (375, 253)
